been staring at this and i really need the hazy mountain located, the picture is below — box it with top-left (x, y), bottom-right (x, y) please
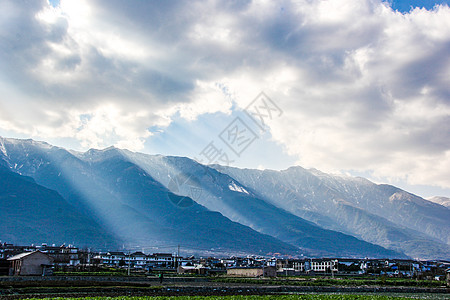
top-left (2, 137), bottom-right (446, 258)
top-left (0, 137), bottom-right (297, 255)
top-left (428, 196), bottom-right (450, 208)
top-left (122, 150), bottom-right (402, 258)
top-left (0, 162), bottom-right (118, 248)
top-left (212, 165), bottom-right (450, 260)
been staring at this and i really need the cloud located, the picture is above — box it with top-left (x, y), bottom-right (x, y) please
top-left (0, 0), bottom-right (448, 188)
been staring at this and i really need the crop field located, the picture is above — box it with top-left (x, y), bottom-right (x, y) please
top-left (211, 277), bottom-right (445, 287)
top-left (1, 276), bottom-right (447, 299)
top-left (22, 295), bottom-right (424, 300)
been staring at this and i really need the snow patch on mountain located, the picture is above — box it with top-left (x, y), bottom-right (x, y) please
top-left (229, 181), bottom-right (249, 194)
top-left (0, 138), bottom-right (7, 157)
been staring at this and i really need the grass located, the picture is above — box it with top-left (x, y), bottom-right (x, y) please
top-left (24, 296), bottom-right (416, 299)
top-left (211, 278), bottom-right (444, 287)
top-left (16, 285), bottom-right (164, 291)
top-left (52, 271), bottom-right (144, 277)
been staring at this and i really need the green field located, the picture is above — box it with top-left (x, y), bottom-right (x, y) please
top-left (24, 296), bottom-right (419, 300)
top-left (212, 277), bottom-right (444, 287)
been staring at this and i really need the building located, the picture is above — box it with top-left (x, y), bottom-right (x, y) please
top-left (177, 264), bottom-right (208, 275)
top-left (148, 253), bottom-right (175, 268)
top-left (308, 259), bottom-right (339, 273)
top-left (1, 243), bottom-right (80, 267)
top-left (276, 259), bottom-right (339, 275)
top-left (130, 252), bottom-right (148, 268)
top-left (95, 252), bottom-right (126, 266)
top-left (0, 243), bottom-right (36, 259)
top-left (0, 259), bottom-right (8, 275)
top-left (39, 244), bottom-right (80, 266)
top-left (227, 266), bottom-right (276, 277)
top-left (7, 251), bottom-right (53, 276)
top-left (93, 251), bottom-right (176, 269)
top-left (446, 269), bottom-right (450, 287)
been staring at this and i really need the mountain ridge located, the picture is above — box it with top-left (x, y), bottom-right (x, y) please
top-left (212, 165), bottom-right (450, 259)
top-left (427, 196), bottom-right (450, 208)
top-left (1, 136), bottom-right (447, 259)
top-left (0, 137), bottom-right (298, 255)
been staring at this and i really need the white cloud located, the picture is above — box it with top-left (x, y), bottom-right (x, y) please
top-left (74, 104), bottom-right (154, 151)
top-left (0, 0), bottom-right (448, 189)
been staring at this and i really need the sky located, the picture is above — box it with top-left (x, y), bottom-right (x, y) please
top-left (0, 0), bottom-right (449, 198)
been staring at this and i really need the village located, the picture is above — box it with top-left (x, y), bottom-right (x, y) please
top-left (1, 242), bottom-right (449, 281)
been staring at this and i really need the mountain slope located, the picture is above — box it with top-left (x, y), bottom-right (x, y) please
top-left (122, 151), bottom-right (403, 258)
top-left (0, 137), bottom-right (297, 255)
top-left (332, 201), bottom-right (449, 259)
top-left (213, 165), bottom-right (450, 259)
top-left (0, 163), bottom-right (118, 248)
top-left (2, 136), bottom-right (445, 258)
top-left (428, 196), bottom-right (450, 208)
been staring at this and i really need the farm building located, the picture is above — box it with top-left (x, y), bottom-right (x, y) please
top-left (227, 266), bottom-right (276, 277)
top-left (7, 251), bottom-right (53, 276)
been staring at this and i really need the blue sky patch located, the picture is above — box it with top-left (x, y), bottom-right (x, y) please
top-left (391, 0), bottom-right (449, 12)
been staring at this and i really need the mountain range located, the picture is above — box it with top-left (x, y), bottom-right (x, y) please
top-left (0, 137), bottom-right (448, 259)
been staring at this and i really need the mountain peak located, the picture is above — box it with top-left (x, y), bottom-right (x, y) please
top-left (0, 136), bottom-right (52, 149)
top-left (79, 146), bottom-right (124, 162)
top-left (427, 196), bottom-right (450, 208)
top-left (87, 145), bottom-right (118, 153)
